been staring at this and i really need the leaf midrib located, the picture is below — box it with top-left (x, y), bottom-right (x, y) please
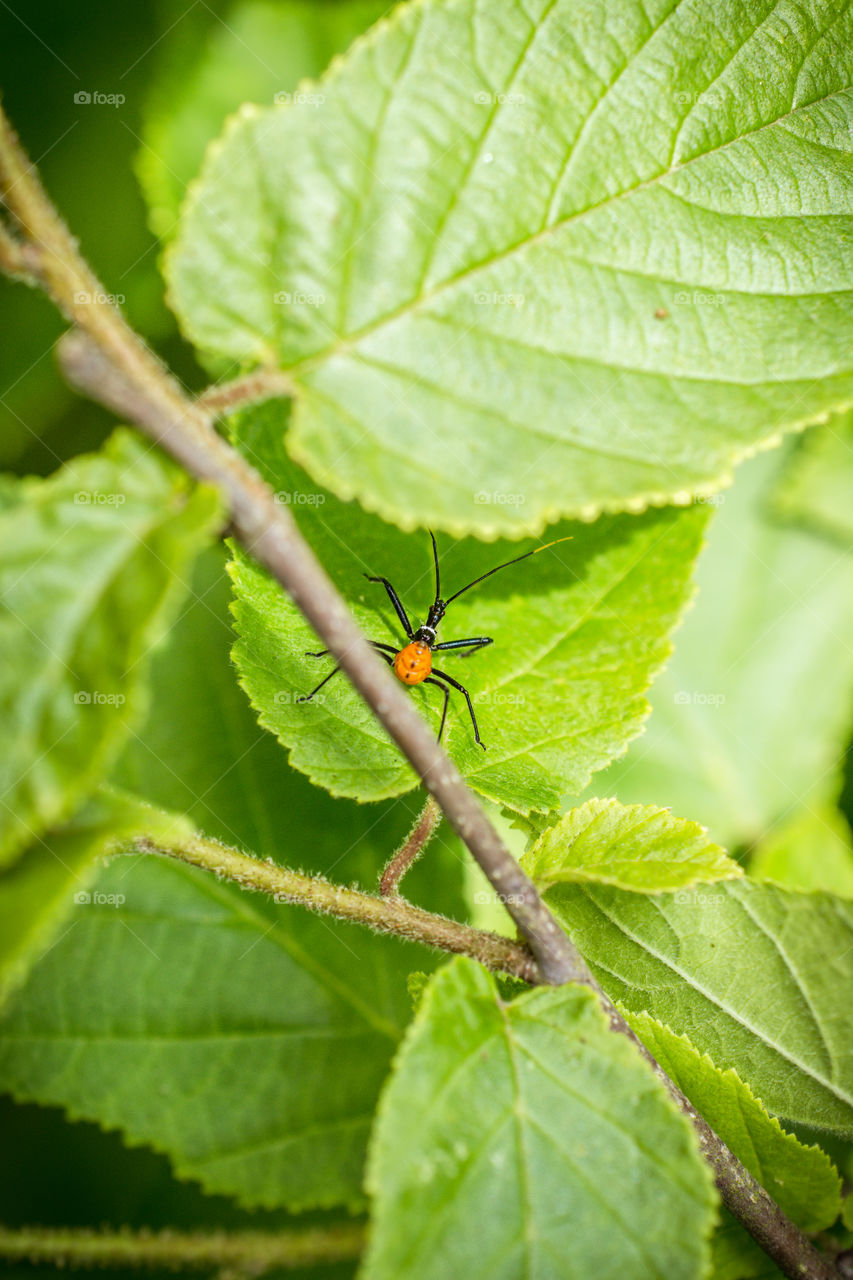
top-left (282, 85), bottom-right (853, 381)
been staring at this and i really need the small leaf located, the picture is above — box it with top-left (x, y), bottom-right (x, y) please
top-left (169, 0), bottom-right (853, 535)
top-left (629, 1012), bottom-right (842, 1231)
top-left (0, 429), bottom-right (221, 865)
top-left (542, 878), bottom-right (853, 1135)
top-left (522, 797), bottom-right (740, 892)
top-left (364, 958), bottom-right (716, 1280)
top-left (228, 403), bottom-right (707, 812)
top-left (0, 788), bottom-right (191, 1010)
top-left (588, 445), bottom-right (853, 847)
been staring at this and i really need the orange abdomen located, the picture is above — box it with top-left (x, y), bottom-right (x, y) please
top-left (394, 641), bottom-right (432, 686)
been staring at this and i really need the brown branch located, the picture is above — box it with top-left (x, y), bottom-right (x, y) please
top-left (0, 1224), bottom-right (364, 1273)
top-left (0, 103), bottom-right (839, 1280)
top-left (380, 795), bottom-right (442, 896)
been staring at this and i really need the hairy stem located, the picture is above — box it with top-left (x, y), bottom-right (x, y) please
top-left (133, 832), bottom-right (541, 983)
top-left (0, 104), bottom-right (839, 1280)
top-left (197, 368), bottom-right (296, 416)
top-left (380, 795), bottom-right (442, 896)
top-left (0, 1224), bottom-right (364, 1273)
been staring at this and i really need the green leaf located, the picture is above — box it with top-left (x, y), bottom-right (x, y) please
top-left (750, 805), bottom-right (853, 898)
top-left (773, 407), bottom-right (853, 546)
top-left (364, 957), bottom-right (716, 1280)
top-left (0, 429), bottom-right (221, 866)
top-left (541, 878), bottom-right (853, 1135)
top-left (0, 788), bottom-right (192, 1011)
top-left (0, 852), bottom-right (414, 1212)
top-left (586, 445), bottom-right (853, 848)
top-left (0, 543), bottom-right (464, 1212)
top-left (628, 1013), bottom-right (842, 1231)
top-left (228, 402), bottom-right (707, 812)
top-left (138, 0), bottom-right (388, 238)
top-left (522, 797), bottom-right (740, 892)
top-left (168, 0), bottom-right (853, 536)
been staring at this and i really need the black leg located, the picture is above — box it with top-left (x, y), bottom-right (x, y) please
top-left (431, 636), bottom-right (493, 657)
top-left (300, 642), bottom-right (398, 702)
top-left (364, 575), bottom-right (414, 639)
top-left (297, 664), bottom-right (343, 702)
top-left (423, 676), bottom-right (450, 742)
top-left (430, 665), bottom-right (486, 749)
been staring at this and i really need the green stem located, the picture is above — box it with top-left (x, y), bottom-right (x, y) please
top-left (133, 833), bottom-right (541, 984)
top-left (0, 1224), bottom-right (364, 1272)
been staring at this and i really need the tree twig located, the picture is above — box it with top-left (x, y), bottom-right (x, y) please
top-left (0, 104), bottom-right (839, 1280)
top-left (380, 795), bottom-right (442, 896)
top-left (0, 1224), bottom-right (364, 1273)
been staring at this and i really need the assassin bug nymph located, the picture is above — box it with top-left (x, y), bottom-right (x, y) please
top-left (298, 532), bottom-right (572, 750)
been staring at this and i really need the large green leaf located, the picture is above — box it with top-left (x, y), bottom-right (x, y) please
top-left (228, 403), bottom-right (707, 811)
top-left (587, 443), bottom-right (853, 848)
top-left (628, 1013), bottom-right (842, 1231)
top-left (0, 788), bottom-right (192, 1010)
top-left (364, 957), bottom-right (716, 1280)
top-left (168, 0), bottom-right (853, 536)
top-left (0, 429), bottom-right (220, 865)
top-left (522, 797), bottom-right (740, 892)
top-left (138, 0), bottom-right (388, 238)
top-left (542, 879), bottom-right (853, 1135)
top-left (0, 852), bottom-right (413, 1211)
top-left (0, 543), bottom-right (463, 1211)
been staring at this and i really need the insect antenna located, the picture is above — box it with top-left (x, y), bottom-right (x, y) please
top-left (429, 529), bottom-right (440, 606)
top-left (443, 535), bottom-right (574, 605)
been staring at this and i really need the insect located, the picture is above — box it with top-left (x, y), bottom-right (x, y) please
top-left (299, 532), bottom-right (571, 749)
